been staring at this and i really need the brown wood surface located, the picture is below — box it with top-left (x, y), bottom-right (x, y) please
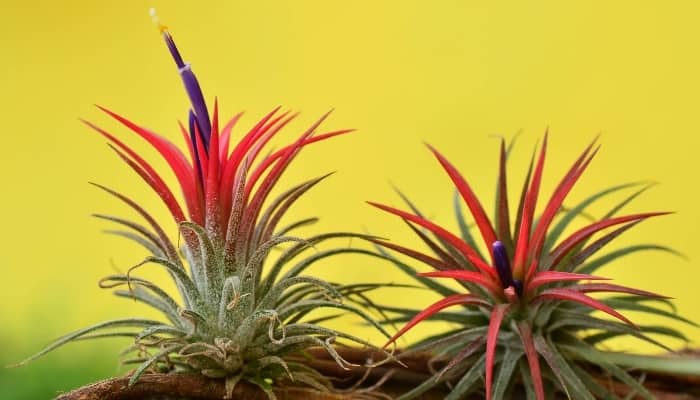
top-left (55, 348), bottom-right (700, 400)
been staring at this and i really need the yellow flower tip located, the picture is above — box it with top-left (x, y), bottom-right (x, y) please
top-left (149, 7), bottom-right (168, 33)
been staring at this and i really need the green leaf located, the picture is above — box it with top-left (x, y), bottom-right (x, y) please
top-left (444, 354), bottom-right (487, 400)
top-left (602, 298), bottom-right (697, 327)
top-left (373, 243), bottom-right (459, 298)
top-left (408, 326), bottom-right (488, 353)
top-left (543, 182), bottom-right (646, 253)
top-left (102, 229), bottom-right (165, 257)
top-left (128, 345), bottom-right (183, 386)
top-left (13, 318), bottom-right (161, 366)
top-left (258, 276), bottom-right (340, 311)
top-left (395, 373), bottom-right (442, 400)
top-left (453, 190), bottom-right (484, 260)
top-left (180, 221), bottom-right (222, 303)
top-left (136, 256), bottom-right (203, 312)
top-left (274, 217), bottom-right (319, 237)
top-left (569, 363), bottom-right (620, 400)
top-left (537, 336), bottom-right (594, 400)
top-left (584, 324), bottom-right (688, 345)
top-left (101, 274), bottom-right (182, 325)
top-left (586, 351), bottom-right (700, 377)
top-left (279, 300), bottom-right (392, 340)
top-left (559, 344), bottom-right (654, 400)
top-left (577, 244), bottom-right (682, 275)
top-left (493, 348), bottom-right (522, 400)
top-left (520, 359), bottom-right (538, 400)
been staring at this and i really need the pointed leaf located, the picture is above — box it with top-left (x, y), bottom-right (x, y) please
top-left (570, 283), bottom-right (668, 299)
top-left (527, 140), bottom-right (598, 264)
top-left (548, 212), bottom-right (670, 268)
top-left (494, 139), bottom-right (514, 254)
top-left (368, 202), bottom-right (496, 278)
top-left (515, 322), bottom-right (545, 400)
top-left (384, 294), bottom-right (491, 349)
top-left (527, 271), bottom-right (608, 293)
top-left (578, 244), bottom-right (683, 275)
top-left (486, 304), bottom-right (510, 400)
top-left (535, 288), bottom-right (636, 327)
top-left (429, 145), bottom-right (497, 256)
top-left (513, 136), bottom-right (547, 277)
top-left (544, 181), bottom-right (647, 253)
top-left (420, 270), bottom-right (501, 295)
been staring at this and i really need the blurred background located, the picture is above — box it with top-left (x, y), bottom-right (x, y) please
top-left (2, 1), bottom-right (699, 398)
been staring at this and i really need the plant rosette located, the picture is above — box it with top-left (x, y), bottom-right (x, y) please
top-left (369, 136), bottom-right (700, 400)
top-left (17, 11), bottom-right (393, 400)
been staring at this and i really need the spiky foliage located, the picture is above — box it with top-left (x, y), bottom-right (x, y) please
top-left (369, 136), bottom-right (693, 400)
top-left (19, 26), bottom-right (391, 398)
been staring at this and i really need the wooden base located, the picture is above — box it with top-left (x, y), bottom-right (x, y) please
top-left (55, 348), bottom-right (700, 400)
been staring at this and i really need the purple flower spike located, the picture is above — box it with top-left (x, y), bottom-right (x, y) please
top-left (160, 30), bottom-right (212, 150)
top-left (492, 241), bottom-right (514, 289)
top-left (188, 109), bottom-right (205, 185)
top-left (512, 279), bottom-right (523, 297)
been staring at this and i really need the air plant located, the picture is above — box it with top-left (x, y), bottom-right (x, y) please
top-left (18, 12), bottom-right (391, 399)
top-left (369, 136), bottom-right (694, 400)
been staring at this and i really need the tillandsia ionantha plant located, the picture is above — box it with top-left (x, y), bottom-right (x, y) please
top-left (18, 10), bottom-right (393, 398)
top-left (368, 135), bottom-right (696, 400)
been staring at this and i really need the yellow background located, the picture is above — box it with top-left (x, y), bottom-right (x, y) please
top-left (1, 1), bottom-right (699, 397)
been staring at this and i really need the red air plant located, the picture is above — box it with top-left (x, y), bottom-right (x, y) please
top-left (369, 136), bottom-right (689, 400)
top-left (20, 15), bottom-right (394, 398)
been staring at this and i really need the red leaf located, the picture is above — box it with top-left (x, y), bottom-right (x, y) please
top-left (205, 100), bottom-right (222, 236)
top-left (404, 220), bottom-right (463, 268)
top-left (82, 120), bottom-right (187, 224)
top-left (108, 145), bottom-right (187, 224)
top-left (548, 212), bottom-right (670, 268)
top-left (242, 112), bottom-right (297, 181)
top-left (368, 202), bottom-right (497, 279)
top-left (527, 271), bottom-right (608, 293)
top-left (516, 322), bottom-right (545, 400)
top-left (419, 270), bottom-right (501, 295)
top-left (570, 283), bottom-right (669, 299)
top-left (495, 139), bottom-right (513, 251)
top-left (428, 145), bottom-right (497, 258)
top-left (246, 129), bottom-right (353, 199)
top-left (535, 288), bottom-right (636, 327)
top-left (513, 135), bottom-right (547, 277)
top-left (218, 107), bottom-right (282, 221)
top-left (513, 148), bottom-right (535, 251)
top-left (527, 140), bottom-right (598, 267)
top-left (371, 239), bottom-right (455, 271)
top-left (237, 113), bottom-right (336, 257)
top-left (383, 294), bottom-right (491, 349)
top-left (96, 107), bottom-right (202, 223)
top-left (218, 112), bottom-right (244, 161)
top-left (486, 304), bottom-right (510, 400)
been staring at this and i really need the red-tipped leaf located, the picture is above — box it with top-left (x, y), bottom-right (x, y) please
top-left (368, 202), bottom-right (497, 278)
top-left (570, 283), bottom-right (669, 299)
top-left (548, 212), bottom-right (670, 268)
top-left (535, 288), bottom-right (636, 327)
top-left (383, 294), bottom-right (491, 349)
top-left (516, 322), bottom-right (545, 400)
top-left (513, 135), bottom-right (547, 277)
top-left (429, 145), bottom-right (498, 257)
top-left (527, 271), bottom-right (608, 293)
top-left (485, 304), bottom-right (510, 400)
top-left (527, 141), bottom-right (598, 265)
top-left (419, 270), bottom-right (501, 295)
